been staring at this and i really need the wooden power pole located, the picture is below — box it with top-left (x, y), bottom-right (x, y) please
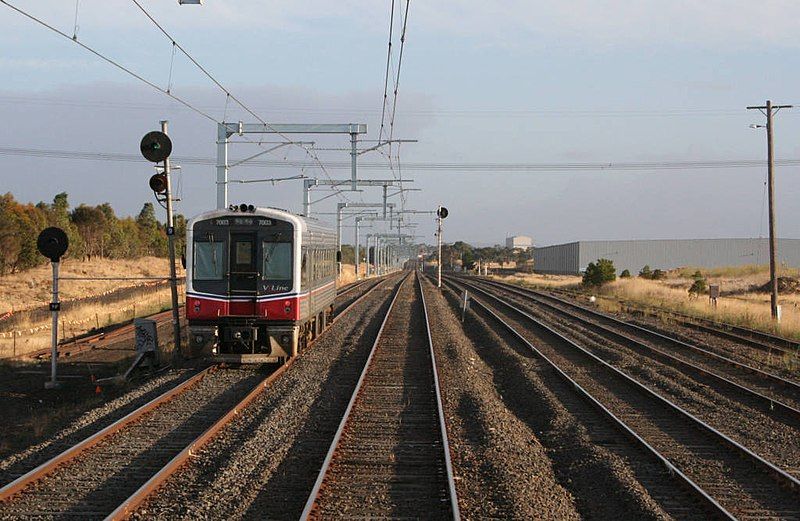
top-left (747, 100), bottom-right (792, 321)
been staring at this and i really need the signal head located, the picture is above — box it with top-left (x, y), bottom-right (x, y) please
top-left (437, 206), bottom-right (449, 219)
top-left (37, 227), bottom-right (69, 262)
top-left (239, 203), bottom-right (248, 212)
top-left (148, 173), bottom-right (168, 194)
top-left (247, 204), bottom-right (255, 212)
top-left (139, 131), bottom-right (172, 163)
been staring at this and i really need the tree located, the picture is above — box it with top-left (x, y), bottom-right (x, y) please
top-left (620, 269), bottom-right (631, 278)
top-left (639, 265), bottom-right (653, 279)
top-left (461, 249), bottom-right (476, 271)
top-left (583, 258), bottom-right (616, 286)
top-left (651, 269), bottom-right (666, 280)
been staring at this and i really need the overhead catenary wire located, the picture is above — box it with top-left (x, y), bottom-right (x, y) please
top-left (3, 146), bottom-right (798, 172)
top-left (128, 0), bottom-right (351, 202)
top-left (0, 0), bottom-right (351, 203)
top-left (377, 0), bottom-right (396, 144)
top-left (0, 0), bottom-right (219, 124)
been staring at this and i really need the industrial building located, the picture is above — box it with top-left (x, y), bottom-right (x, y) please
top-left (506, 235), bottom-right (533, 250)
top-left (533, 238), bottom-right (800, 275)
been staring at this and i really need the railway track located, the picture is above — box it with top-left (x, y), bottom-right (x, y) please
top-left (0, 278), bottom-right (388, 520)
top-left (544, 283), bottom-right (799, 358)
top-left (301, 272), bottom-right (460, 520)
top-left (444, 274), bottom-right (800, 519)
top-left (471, 277), bottom-right (800, 410)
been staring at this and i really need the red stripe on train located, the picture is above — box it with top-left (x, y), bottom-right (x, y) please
top-left (187, 296), bottom-right (301, 320)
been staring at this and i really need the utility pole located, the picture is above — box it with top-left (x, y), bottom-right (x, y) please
top-left (161, 121), bottom-right (182, 360)
top-left (747, 101), bottom-right (792, 321)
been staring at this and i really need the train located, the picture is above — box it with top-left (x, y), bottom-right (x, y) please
top-left (185, 204), bottom-right (337, 363)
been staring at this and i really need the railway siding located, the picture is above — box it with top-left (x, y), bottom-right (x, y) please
top-left (448, 275), bottom-right (800, 519)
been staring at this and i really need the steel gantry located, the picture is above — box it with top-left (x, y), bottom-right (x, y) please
top-left (302, 178), bottom-right (412, 217)
top-left (216, 122), bottom-right (367, 209)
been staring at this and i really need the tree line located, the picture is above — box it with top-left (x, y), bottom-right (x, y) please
top-left (0, 192), bottom-right (185, 275)
top-left (423, 241), bottom-right (533, 270)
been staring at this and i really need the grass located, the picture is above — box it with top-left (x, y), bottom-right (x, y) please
top-left (0, 256), bottom-right (182, 315)
top-left (675, 264), bottom-right (800, 279)
top-left (596, 277), bottom-right (800, 341)
top-left (492, 265), bottom-right (800, 343)
top-left (490, 272), bottom-right (583, 289)
top-left (0, 257), bottom-right (183, 358)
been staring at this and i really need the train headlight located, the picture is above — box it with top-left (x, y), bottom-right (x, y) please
top-left (239, 203), bottom-right (248, 212)
top-left (280, 334), bottom-right (290, 345)
top-left (194, 334), bottom-right (204, 344)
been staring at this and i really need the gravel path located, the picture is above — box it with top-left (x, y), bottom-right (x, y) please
top-left (434, 276), bottom-right (702, 519)
top-left (132, 274), bottom-right (404, 520)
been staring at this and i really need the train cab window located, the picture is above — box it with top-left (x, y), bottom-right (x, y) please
top-left (262, 242), bottom-right (292, 279)
top-left (194, 241), bottom-right (225, 280)
top-left (235, 240), bottom-right (253, 266)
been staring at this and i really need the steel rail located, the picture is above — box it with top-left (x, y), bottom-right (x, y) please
top-left (435, 275), bottom-right (735, 520)
top-left (0, 365), bottom-right (217, 501)
top-left (475, 277), bottom-right (800, 396)
top-left (108, 274), bottom-right (400, 520)
top-left (299, 272), bottom-right (410, 519)
top-left (417, 273), bottom-right (462, 520)
top-left (0, 275), bottom-right (396, 517)
top-left (450, 276), bottom-right (800, 496)
top-left (467, 277), bottom-right (800, 423)
top-left (300, 272), bottom-right (461, 520)
top-left (543, 283), bottom-right (798, 356)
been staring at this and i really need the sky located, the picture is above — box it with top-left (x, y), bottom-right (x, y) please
top-left (4, 1), bottom-right (800, 246)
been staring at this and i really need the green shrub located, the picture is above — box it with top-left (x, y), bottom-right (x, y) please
top-left (583, 258), bottom-right (616, 286)
top-left (639, 265), bottom-right (653, 279)
top-left (620, 269), bottom-right (631, 278)
top-left (689, 278), bottom-right (707, 297)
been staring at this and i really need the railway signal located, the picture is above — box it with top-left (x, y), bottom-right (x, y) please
top-left (140, 123), bottom-right (181, 362)
top-left (436, 206), bottom-right (448, 288)
top-left (37, 227), bottom-right (69, 389)
top-left (148, 173), bottom-right (168, 194)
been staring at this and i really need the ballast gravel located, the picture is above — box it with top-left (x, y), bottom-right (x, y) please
top-left (132, 275), bottom-right (403, 520)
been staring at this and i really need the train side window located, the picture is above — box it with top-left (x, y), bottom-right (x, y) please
top-left (301, 250), bottom-right (308, 286)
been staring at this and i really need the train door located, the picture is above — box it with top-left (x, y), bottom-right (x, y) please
top-left (229, 233), bottom-right (258, 315)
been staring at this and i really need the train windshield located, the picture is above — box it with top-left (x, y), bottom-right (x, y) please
top-left (194, 240), bottom-right (226, 280)
top-left (262, 241), bottom-right (292, 279)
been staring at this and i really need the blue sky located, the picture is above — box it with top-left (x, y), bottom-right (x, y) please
top-left (3, 1), bottom-right (800, 246)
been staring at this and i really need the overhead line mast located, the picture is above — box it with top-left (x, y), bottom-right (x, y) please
top-left (747, 100), bottom-right (793, 321)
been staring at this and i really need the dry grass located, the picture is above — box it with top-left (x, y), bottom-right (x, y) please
top-left (0, 257), bottom-right (182, 315)
top-left (597, 277), bottom-right (800, 340)
top-left (675, 264), bottom-right (800, 279)
top-left (490, 272), bottom-right (583, 289)
top-left (0, 257), bottom-right (183, 358)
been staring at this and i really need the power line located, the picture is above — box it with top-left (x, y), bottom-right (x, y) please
top-left (0, 95), bottom-right (779, 119)
top-left (4, 146), bottom-right (799, 172)
top-left (0, 0), bottom-right (219, 123)
top-left (377, 0), bottom-right (395, 143)
top-left (128, 0), bottom-right (351, 202)
top-left (0, 0), bottom-right (351, 203)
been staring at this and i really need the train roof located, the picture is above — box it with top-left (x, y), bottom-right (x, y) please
top-left (188, 207), bottom-right (333, 234)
